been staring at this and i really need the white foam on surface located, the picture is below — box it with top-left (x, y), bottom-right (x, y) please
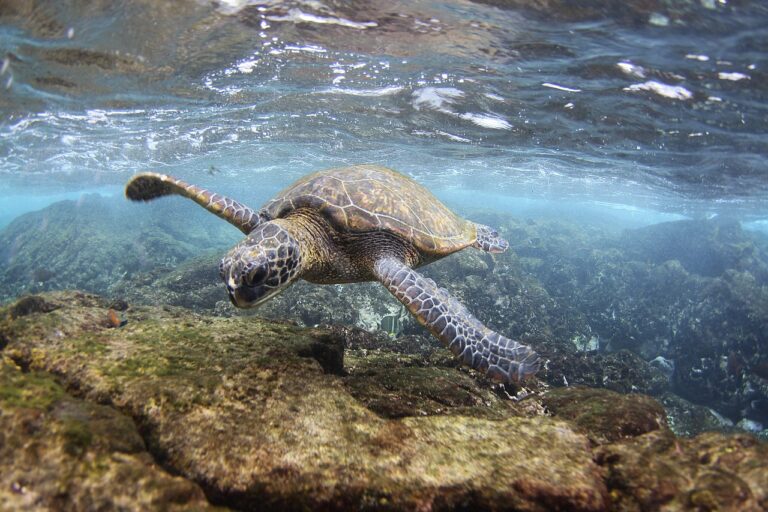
top-left (624, 81), bottom-right (693, 100)
top-left (321, 86), bottom-right (404, 97)
top-left (266, 8), bottom-right (377, 29)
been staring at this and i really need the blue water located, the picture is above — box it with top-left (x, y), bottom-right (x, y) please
top-left (1, 0), bottom-right (766, 226)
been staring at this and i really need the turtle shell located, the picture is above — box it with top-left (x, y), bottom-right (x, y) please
top-left (262, 165), bottom-right (476, 255)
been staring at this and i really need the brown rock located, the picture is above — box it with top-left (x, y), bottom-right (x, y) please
top-left (0, 359), bottom-right (214, 511)
top-left (596, 430), bottom-right (768, 511)
top-left (542, 386), bottom-right (669, 445)
top-left (1, 291), bottom-right (607, 511)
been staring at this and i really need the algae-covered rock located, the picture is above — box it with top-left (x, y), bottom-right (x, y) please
top-left (344, 350), bottom-right (528, 420)
top-left (542, 386), bottom-right (669, 445)
top-left (660, 392), bottom-right (740, 438)
top-left (0, 291), bottom-right (607, 511)
top-left (0, 359), bottom-right (214, 511)
top-left (595, 430), bottom-right (768, 511)
top-left (535, 342), bottom-right (669, 396)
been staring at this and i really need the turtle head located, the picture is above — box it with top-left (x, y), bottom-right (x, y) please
top-left (220, 222), bottom-right (302, 308)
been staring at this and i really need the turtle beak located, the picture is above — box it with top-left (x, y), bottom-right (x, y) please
top-left (226, 287), bottom-right (239, 306)
top-left (227, 285), bottom-right (265, 308)
top-left (226, 280), bottom-right (276, 308)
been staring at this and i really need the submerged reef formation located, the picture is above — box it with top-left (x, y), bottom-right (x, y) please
top-left (0, 194), bottom-right (238, 304)
top-left (1, 198), bottom-right (767, 432)
top-left (496, 215), bottom-right (768, 430)
top-left (1, 291), bottom-right (766, 510)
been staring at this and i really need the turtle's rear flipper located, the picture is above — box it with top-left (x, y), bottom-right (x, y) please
top-left (125, 172), bottom-right (263, 234)
top-left (373, 257), bottom-right (539, 383)
top-left (472, 223), bottom-right (509, 253)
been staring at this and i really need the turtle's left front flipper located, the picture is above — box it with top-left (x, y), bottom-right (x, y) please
top-left (374, 257), bottom-right (539, 383)
top-left (125, 172), bottom-right (263, 234)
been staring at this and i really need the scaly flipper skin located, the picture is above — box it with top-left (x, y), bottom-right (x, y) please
top-left (472, 223), bottom-right (509, 253)
top-left (125, 172), bottom-right (263, 234)
top-left (374, 257), bottom-right (539, 383)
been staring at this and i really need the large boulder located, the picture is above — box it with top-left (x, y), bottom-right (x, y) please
top-left (596, 430), bottom-right (768, 511)
top-left (0, 291), bottom-right (607, 511)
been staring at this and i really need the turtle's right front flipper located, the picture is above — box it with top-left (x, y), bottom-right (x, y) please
top-left (125, 172), bottom-right (263, 234)
top-left (374, 257), bottom-right (540, 383)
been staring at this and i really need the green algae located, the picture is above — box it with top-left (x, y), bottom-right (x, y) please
top-left (344, 358), bottom-right (521, 420)
top-left (0, 351), bottom-right (215, 510)
top-left (60, 417), bottom-right (94, 456)
top-left (0, 360), bottom-right (65, 410)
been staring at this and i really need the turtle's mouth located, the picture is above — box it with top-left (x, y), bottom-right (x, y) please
top-left (227, 284), bottom-right (287, 308)
top-left (227, 285), bottom-right (266, 308)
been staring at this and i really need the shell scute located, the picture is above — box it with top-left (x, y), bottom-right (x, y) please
top-left (263, 165), bottom-right (475, 255)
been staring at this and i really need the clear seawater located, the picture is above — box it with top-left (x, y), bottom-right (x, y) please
top-left (1, 1), bottom-right (767, 428)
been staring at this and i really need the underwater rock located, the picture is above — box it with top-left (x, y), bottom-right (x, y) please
top-left (737, 418), bottom-right (765, 434)
top-left (3, 291), bottom-right (767, 511)
top-left (0, 359), bottom-right (212, 510)
top-left (595, 430), bottom-right (768, 511)
top-left (0, 291), bottom-right (608, 511)
top-left (660, 392), bottom-right (739, 438)
top-left (543, 386), bottom-right (669, 445)
top-left (499, 215), bottom-right (768, 426)
top-left (109, 252), bottom-right (227, 313)
top-left (0, 195), bottom-right (238, 304)
top-left (669, 269), bottom-right (768, 423)
top-left (343, 347), bottom-right (529, 420)
top-left (7, 294), bottom-right (59, 318)
top-left (620, 218), bottom-right (767, 279)
top-left (536, 341), bottom-right (669, 396)
top-left (649, 355), bottom-right (675, 381)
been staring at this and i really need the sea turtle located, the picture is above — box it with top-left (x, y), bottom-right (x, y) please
top-left (125, 164), bottom-right (539, 382)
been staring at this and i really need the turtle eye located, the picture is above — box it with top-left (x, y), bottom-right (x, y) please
top-left (245, 266), bottom-right (268, 287)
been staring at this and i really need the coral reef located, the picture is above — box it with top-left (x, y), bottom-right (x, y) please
top-left (494, 215), bottom-right (768, 429)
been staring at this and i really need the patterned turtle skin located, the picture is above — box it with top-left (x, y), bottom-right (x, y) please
top-left (125, 164), bottom-right (540, 383)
